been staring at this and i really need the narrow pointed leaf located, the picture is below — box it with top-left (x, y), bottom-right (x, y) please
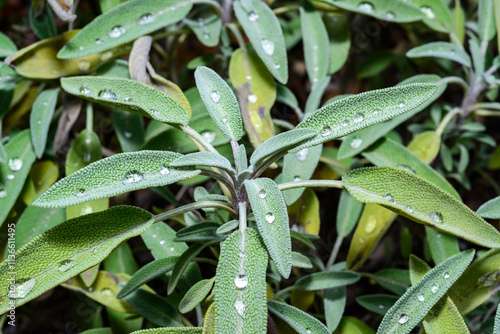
top-left (325, 13), bottom-right (350, 75)
top-left (336, 190), bottom-right (363, 237)
top-left (245, 178), bottom-right (292, 278)
top-left (233, 0), bottom-right (288, 84)
top-left (288, 188), bottom-right (320, 235)
top-left (357, 294), bottom-right (399, 316)
top-left (33, 151), bottom-right (200, 208)
top-left (185, 15), bottom-right (222, 47)
top-left (425, 227), bottom-right (459, 265)
top-left (61, 76), bottom-right (190, 125)
top-left (171, 151), bottom-right (234, 174)
top-left (195, 66), bottom-right (243, 141)
top-left (377, 250), bottom-right (474, 334)
top-left (477, 196), bottom-right (500, 219)
top-left (494, 303), bottom-right (500, 334)
top-left (325, 286), bottom-right (346, 331)
top-left (112, 109), bottom-right (145, 152)
top-left (217, 219), bottom-right (239, 234)
top-left (343, 167), bottom-right (500, 248)
top-left (336, 317), bottom-right (375, 334)
top-left (0, 32), bottom-right (17, 58)
top-left (291, 252), bottom-right (313, 269)
top-left (15, 206), bottom-right (65, 250)
top-left (131, 329), bottom-right (202, 334)
top-left (478, 0), bottom-right (496, 43)
top-left (58, 0), bottom-right (193, 59)
top-left (30, 88), bottom-right (60, 158)
top-left (168, 243), bottom-right (211, 295)
top-left (407, 0), bottom-right (453, 33)
top-left (214, 229), bottom-right (268, 333)
top-left (407, 42), bottom-right (471, 67)
top-left (126, 289), bottom-right (183, 326)
top-left (179, 277), bottom-right (215, 313)
top-left (295, 271), bottom-right (360, 290)
top-left (366, 269), bottom-right (411, 296)
top-left (407, 131), bottom-right (440, 164)
top-left (0, 206), bottom-right (154, 313)
top-left (268, 300), bottom-right (330, 334)
top-left (293, 83), bottom-right (438, 151)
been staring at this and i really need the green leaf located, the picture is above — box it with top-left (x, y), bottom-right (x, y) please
top-left (336, 190), bottom-right (363, 237)
top-left (292, 252), bottom-right (313, 269)
top-left (117, 257), bottom-right (177, 298)
top-left (377, 250), bottom-right (474, 334)
top-left (365, 269), bottom-right (410, 295)
top-left (168, 243), bottom-right (211, 295)
top-left (14, 206), bottom-right (66, 250)
top-left (125, 289), bottom-right (183, 326)
top-left (58, 0), bottom-right (192, 59)
top-left (357, 294), bottom-right (399, 316)
top-left (61, 76), bottom-right (190, 125)
top-left (407, 42), bottom-right (471, 67)
top-left (131, 328), bottom-right (202, 334)
top-left (217, 219), bottom-right (239, 234)
top-left (179, 277), bottom-right (215, 313)
top-left (495, 0), bottom-right (500, 55)
top-left (478, 0), bottom-right (496, 43)
top-left (294, 83), bottom-right (438, 151)
top-left (276, 84), bottom-right (298, 110)
top-left (33, 151), bottom-right (200, 208)
top-left (0, 206), bottom-right (154, 313)
top-left (343, 167), bottom-right (500, 248)
top-left (0, 32), bottom-right (17, 58)
top-left (304, 76), bottom-right (330, 116)
top-left (407, 0), bottom-right (453, 33)
top-left (268, 300), bottom-right (330, 334)
top-left (324, 14), bottom-right (350, 75)
top-left (214, 229), bottom-right (268, 333)
top-left (171, 151), bottom-right (234, 174)
top-left (195, 66), bottom-right (243, 141)
top-left (29, 3), bottom-right (56, 40)
top-left (245, 178), bottom-right (292, 278)
top-left (288, 188), bottom-right (321, 235)
top-left (334, 317), bottom-right (375, 334)
top-left (112, 110), bottom-right (145, 152)
top-left (358, 52), bottom-right (395, 79)
top-left (407, 131), bottom-right (440, 164)
top-left (185, 15), bottom-right (222, 47)
top-left (295, 271), bottom-right (360, 290)
top-left (30, 88), bottom-right (60, 158)
top-left (0, 130), bottom-right (36, 226)
top-left (324, 286), bottom-right (346, 331)
top-left (494, 303), bottom-right (500, 334)
top-left (104, 242), bottom-right (139, 275)
top-left (233, 0), bottom-right (288, 84)
top-left (80, 328), bottom-right (112, 334)
top-left (477, 196), bottom-right (500, 219)
top-left (425, 227), bottom-right (459, 265)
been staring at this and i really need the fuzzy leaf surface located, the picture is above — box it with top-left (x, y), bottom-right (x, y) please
top-left (268, 300), bottom-right (330, 334)
top-left (407, 42), bottom-right (471, 67)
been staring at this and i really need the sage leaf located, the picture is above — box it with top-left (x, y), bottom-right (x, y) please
top-left (0, 32), bottom-right (17, 58)
top-left (61, 76), bottom-right (190, 125)
top-left (336, 317), bottom-right (375, 334)
top-left (168, 243), bottom-right (211, 295)
top-left (33, 151), bottom-right (200, 208)
top-left (214, 229), bottom-right (268, 334)
top-left (276, 84), bottom-right (298, 110)
top-left (343, 167), bottom-right (500, 248)
top-left (233, 0), bottom-right (288, 84)
top-left (294, 271), bottom-right (360, 290)
top-left (407, 0), bottom-right (453, 33)
top-left (365, 269), bottom-right (411, 296)
top-left (477, 196), bottom-right (500, 219)
top-left (104, 242), bottom-right (139, 275)
top-left (325, 286), bottom-right (346, 331)
top-left (495, 303), bottom-right (500, 334)
top-left (15, 206), bottom-right (65, 250)
top-left (176, 222), bottom-right (221, 237)
top-left (290, 230), bottom-right (316, 250)
top-left (425, 228), bottom-right (459, 265)
top-left (357, 294), bottom-right (399, 316)
top-left (293, 83), bottom-right (438, 151)
top-left (171, 151), bottom-right (234, 174)
top-left (407, 130), bottom-right (440, 164)
top-left (58, 0), bottom-right (192, 59)
top-left (80, 328), bottom-right (112, 334)
top-left (30, 88), bottom-right (60, 158)
top-left (0, 206), bottom-right (154, 313)
top-left (478, 0), bottom-right (497, 43)
top-left (185, 15), bottom-right (222, 47)
top-left (179, 277), bottom-right (215, 313)
top-left (245, 178), bottom-right (292, 278)
top-left (217, 219), bottom-right (239, 234)
top-left (131, 329), bottom-right (202, 334)
top-left (288, 188), bottom-right (321, 235)
top-left (268, 300), bottom-right (330, 334)
top-left (325, 14), bottom-right (350, 75)
top-left (336, 190), bottom-right (363, 237)
top-left (126, 289), bottom-right (183, 326)
top-left (407, 42), bottom-right (472, 67)
top-left (195, 66), bottom-right (243, 141)
top-left (291, 252), bottom-right (313, 269)
top-left (112, 110), bottom-right (145, 152)
top-left (377, 250), bottom-right (474, 334)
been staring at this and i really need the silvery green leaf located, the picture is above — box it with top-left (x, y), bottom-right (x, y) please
top-left (0, 31), bottom-right (17, 58)
top-left (61, 76), bottom-right (190, 125)
top-left (217, 219), bottom-right (239, 234)
top-left (336, 190), bottom-right (364, 237)
top-left (131, 328), bottom-right (202, 334)
top-left (357, 294), bottom-right (399, 316)
top-left (33, 151), bottom-right (200, 208)
top-left (477, 196), bottom-right (500, 219)
top-left (292, 252), bottom-right (313, 269)
top-left (179, 277), bottom-right (215, 313)
top-left (425, 227), bottom-right (459, 265)
top-left (194, 66), bottom-right (243, 141)
top-left (245, 178), bottom-right (292, 278)
top-left (168, 243), bottom-right (211, 295)
top-left (185, 15), bottom-right (222, 47)
top-left (362, 137), bottom-right (459, 198)
top-left (233, 0), bottom-right (288, 84)
top-left (337, 75), bottom-right (446, 159)
top-left (304, 76), bottom-right (330, 116)
top-left (290, 230), bottom-right (316, 249)
top-left (407, 42), bottom-right (471, 67)
top-left (249, 129), bottom-right (316, 167)
top-left (282, 144), bottom-right (322, 205)
top-left (0, 130), bottom-right (36, 226)
top-left (0, 206), bottom-right (154, 313)
top-left (294, 83), bottom-right (438, 151)
top-left (294, 271), bottom-right (360, 290)
top-left (276, 84), bottom-right (299, 110)
top-left (268, 300), bottom-right (330, 334)
top-left (0, 144), bottom-right (6, 164)
top-left (324, 286), bottom-right (346, 331)
top-left (214, 229), bottom-right (268, 334)
top-left (125, 289), bottom-right (182, 326)
top-left (478, 0), bottom-right (496, 43)
top-left (495, 302), bottom-right (500, 334)
top-left (366, 269), bottom-right (410, 295)
top-left (112, 110), bottom-right (145, 152)
top-left (300, 0), bottom-right (329, 87)
top-left (343, 167), bottom-right (500, 248)
top-left (58, 0), bottom-right (192, 58)
top-left (176, 222), bottom-right (221, 238)
top-left (325, 13), bottom-right (350, 75)
top-left (171, 151), bottom-right (234, 174)
top-left (469, 38), bottom-right (484, 76)
top-left (407, 0), bottom-right (453, 33)
top-left (15, 206), bottom-right (66, 250)
top-left (30, 88), bottom-right (60, 158)
top-left (237, 144), bottom-right (248, 173)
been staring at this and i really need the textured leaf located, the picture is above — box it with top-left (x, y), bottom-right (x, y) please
top-left (131, 328), bottom-right (202, 334)
top-left (14, 206), bottom-right (65, 250)
top-left (34, 151), bottom-right (200, 208)
top-left (365, 269), bottom-right (411, 296)
top-left (30, 88), bottom-right (59, 158)
top-left (245, 178), bottom-right (291, 278)
top-left (407, 0), bottom-right (453, 33)
top-left (477, 196), bottom-right (500, 219)
top-left (0, 130), bottom-right (36, 226)
top-left (357, 294), bottom-right (399, 316)
top-left (195, 66), bottom-right (243, 141)
top-left (61, 76), bottom-right (190, 125)
top-left (343, 167), bottom-right (500, 248)
top-left (214, 229), bottom-right (268, 334)
top-left (336, 190), bottom-right (363, 237)
top-left (126, 289), bottom-right (182, 326)
top-left (293, 83), bottom-right (438, 151)
top-left (377, 250), bottom-right (474, 334)
top-left (291, 252), bottom-right (313, 269)
top-left (0, 206), bottom-right (153, 313)
top-left (495, 303), bottom-right (500, 334)
top-left (233, 0), bottom-right (288, 84)
top-left (407, 42), bottom-right (471, 67)
top-left (288, 188), bottom-right (320, 236)
top-left (168, 243), bottom-right (211, 295)
top-left (268, 300), bottom-right (330, 334)
top-left (58, 0), bottom-right (192, 58)
top-left (0, 32), bottom-right (17, 58)
top-left (179, 277), bottom-right (215, 313)
top-left (185, 15), bottom-right (222, 47)
top-left (171, 151), bottom-right (234, 174)
top-left (295, 271), bottom-right (360, 291)
top-left (112, 110), bottom-right (145, 152)
top-left (425, 227), bottom-right (459, 265)
top-left (217, 219), bottom-right (239, 234)
top-left (325, 14), bottom-right (350, 75)
top-left (104, 242), bottom-right (139, 275)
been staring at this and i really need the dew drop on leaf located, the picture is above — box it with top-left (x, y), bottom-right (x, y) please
top-left (364, 216), bottom-right (377, 233)
top-left (431, 284), bottom-right (439, 293)
top-left (259, 189), bottom-right (267, 199)
top-left (124, 97), bottom-right (135, 103)
top-left (293, 176), bottom-right (302, 182)
top-left (108, 25), bottom-right (125, 38)
top-left (222, 116), bottom-right (228, 123)
top-left (265, 212), bottom-right (275, 224)
top-left (124, 131), bottom-right (133, 139)
top-left (80, 206), bottom-right (93, 215)
top-left (350, 137), bottom-right (363, 149)
top-left (123, 171), bottom-right (143, 184)
top-left (234, 274), bottom-right (248, 289)
top-left (443, 272), bottom-right (450, 279)
top-left (80, 85), bottom-right (91, 95)
top-left (75, 188), bottom-right (87, 197)
top-left (420, 6), bottom-right (435, 19)
top-left (357, 2), bottom-right (374, 12)
top-left (386, 12), bottom-right (395, 19)
top-left (398, 102), bottom-right (406, 108)
top-left (235, 300), bottom-right (245, 317)
top-left (58, 260), bottom-right (75, 272)
top-left (7, 174), bottom-right (14, 180)
top-left (383, 194), bottom-right (395, 203)
top-left (404, 205), bottom-right (414, 214)
top-left (137, 13), bottom-right (155, 25)
top-left (159, 166), bottom-right (170, 175)
top-left (341, 119), bottom-right (349, 127)
top-left (260, 38), bottom-right (275, 56)
top-left (0, 189), bottom-right (6, 199)
top-left (398, 313), bottom-right (409, 324)
top-left (37, 120), bottom-right (42, 125)
top-left (248, 11), bottom-right (259, 22)
top-left (159, 240), bottom-right (166, 245)
top-left (353, 113), bottom-right (364, 123)
top-left (98, 89), bottom-right (117, 100)
top-left (8, 158), bottom-right (23, 172)
top-left (209, 91), bottom-right (221, 103)
top-left (101, 288), bottom-right (113, 297)
top-left (429, 212), bottom-right (443, 223)
top-left (321, 126), bottom-right (332, 136)
top-left (417, 294), bottom-right (425, 302)
top-left (11, 279), bottom-right (36, 299)
top-left (201, 131), bottom-right (217, 144)
top-left (296, 148), bottom-right (308, 161)
top-left (247, 94), bottom-right (258, 103)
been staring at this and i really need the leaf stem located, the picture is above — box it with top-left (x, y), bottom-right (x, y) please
top-left (435, 107), bottom-right (460, 138)
top-left (440, 76), bottom-right (469, 92)
top-left (326, 234), bottom-right (343, 270)
top-left (154, 201), bottom-right (237, 223)
top-left (226, 23), bottom-right (247, 52)
top-left (180, 125), bottom-right (218, 154)
top-left (278, 180), bottom-right (343, 191)
top-left (199, 168), bottom-right (238, 200)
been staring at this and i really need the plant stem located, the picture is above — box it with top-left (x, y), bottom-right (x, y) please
top-left (86, 102), bottom-right (93, 134)
top-left (154, 201), bottom-right (236, 223)
top-left (278, 180), bottom-right (343, 191)
top-left (226, 23), bottom-right (247, 52)
top-left (473, 110), bottom-right (500, 117)
top-left (275, 285), bottom-right (294, 298)
top-left (180, 125), bottom-right (218, 154)
top-left (440, 76), bottom-right (469, 92)
top-left (239, 201), bottom-right (247, 232)
top-left (326, 234), bottom-right (343, 270)
top-left (435, 107), bottom-right (460, 137)
top-left (199, 168), bottom-right (238, 200)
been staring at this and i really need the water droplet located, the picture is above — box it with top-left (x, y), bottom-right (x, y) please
top-left (198, 19), bottom-right (205, 27)
top-left (259, 189), bottom-right (267, 199)
top-left (152, 234), bottom-right (157, 238)
top-left (248, 11), bottom-right (259, 21)
top-left (246, 75), bottom-right (252, 80)
top-left (321, 126), bottom-right (332, 136)
top-left (108, 25), bottom-right (126, 38)
top-left (417, 294), bottom-right (425, 302)
top-left (0, 189), bottom-right (6, 198)
top-left (92, 247), bottom-right (99, 254)
top-left (222, 116), bottom-right (228, 123)
top-left (7, 174), bottom-right (14, 180)
top-left (123, 171), bottom-right (144, 184)
top-left (247, 94), bottom-right (257, 103)
top-left (42, 101), bottom-right (48, 106)
top-left (306, 330), bottom-right (311, 334)
top-left (383, 194), bottom-right (395, 203)
top-left (80, 85), bottom-right (91, 95)
top-left (431, 284), bottom-right (439, 293)
top-left (265, 212), bottom-right (275, 224)
top-left (124, 131), bottom-right (133, 138)
top-left (274, 64), bottom-right (281, 69)
top-left (404, 205), bottom-right (414, 214)
top-left (429, 212), bottom-right (442, 224)
top-left (137, 13), bottom-right (155, 25)
top-left (443, 272), bottom-right (450, 279)
top-left (420, 6), bottom-right (435, 19)
top-left (58, 260), bottom-right (75, 272)
top-left (101, 288), bottom-right (113, 297)
top-left (398, 313), bottom-right (409, 324)
top-left (341, 119), bottom-right (349, 127)
top-left (95, 38), bottom-right (104, 45)
top-left (373, 109), bottom-right (382, 115)
top-left (201, 131), bottom-right (217, 144)
top-left (353, 113), bottom-right (364, 123)
top-left (124, 97), bottom-right (135, 103)
top-left (365, 216), bottom-right (377, 233)
top-left (350, 137), bottom-right (363, 149)
top-left (358, 2), bottom-right (374, 12)
top-left (81, 206), bottom-right (93, 215)
top-left (210, 91), bottom-right (221, 103)
top-left (293, 176), bottom-right (302, 182)
top-left (398, 102), bottom-right (406, 108)
top-left (98, 89), bottom-right (117, 100)
top-left (260, 38), bottom-right (275, 56)
top-left (203, 32), bottom-right (210, 40)
top-left (8, 158), bottom-right (23, 172)
top-left (386, 12), bottom-right (395, 19)
top-left (296, 148), bottom-right (308, 161)
top-left (159, 166), bottom-right (170, 175)
top-left (234, 275), bottom-right (248, 289)
top-left (235, 300), bottom-right (245, 316)
top-left (37, 120), bottom-right (42, 125)
top-left (11, 279), bottom-right (36, 299)
top-left (159, 240), bottom-right (166, 245)
top-left (239, 251), bottom-right (246, 258)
